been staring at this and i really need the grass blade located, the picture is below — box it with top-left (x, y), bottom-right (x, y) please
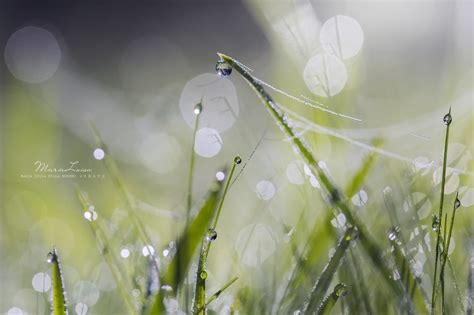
top-left (47, 248), bottom-right (68, 315)
top-left (431, 108), bottom-right (452, 314)
top-left (218, 53), bottom-right (410, 304)
top-left (316, 283), bottom-right (348, 315)
top-left (198, 276), bottom-right (238, 312)
top-left (344, 139), bottom-right (382, 197)
top-left (162, 176), bottom-right (224, 288)
top-left (302, 227), bottom-right (358, 314)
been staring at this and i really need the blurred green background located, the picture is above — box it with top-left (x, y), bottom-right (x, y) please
top-left (0, 0), bottom-right (473, 314)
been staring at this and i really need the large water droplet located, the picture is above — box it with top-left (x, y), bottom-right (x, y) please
top-left (199, 270), bottom-right (208, 280)
top-left (234, 155), bottom-right (242, 165)
top-left (334, 283), bottom-right (348, 297)
top-left (454, 197), bottom-right (461, 209)
top-left (206, 228), bottom-right (217, 241)
top-left (193, 102), bottom-right (202, 115)
top-left (432, 215), bottom-right (440, 231)
top-left (46, 251), bottom-right (55, 264)
top-left (215, 60), bottom-right (232, 77)
top-left (443, 112), bottom-right (452, 125)
top-left (388, 226), bottom-right (400, 241)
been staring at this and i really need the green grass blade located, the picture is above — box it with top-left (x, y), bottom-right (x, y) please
top-left (162, 177), bottom-right (224, 288)
top-left (218, 53), bottom-right (409, 303)
top-left (317, 283), bottom-right (348, 315)
top-left (47, 248), bottom-right (68, 315)
top-left (302, 227), bottom-right (358, 314)
top-left (192, 230), bottom-right (213, 315)
top-left (440, 192), bottom-right (460, 313)
top-left (344, 139), bottom-right (382, 197)
top-left (431, 108), bottom-right (452, 314)
top-left (196, 276), bottom-right (238, 313)
top-left (75, 188), bottom-right (137, 314)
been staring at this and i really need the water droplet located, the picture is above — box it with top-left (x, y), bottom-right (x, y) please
top-left (443, 112), bottom-right (452, 125)
top-left (46, 251), bottom-right (55, 263)
top-left (84, 210), bottom-right (98, 222)
top-left (207, 228), bottom-right (217, 241)
top-left (432, 215), bottom-right (440, 231)
top-left (120, 248), bottom-right (130, 258)
top-left (193, 102), bottom-right (202, 115)
top-left (142, 245), bottom-right (155, 257)
top-left (215, 60), bottom-right (232, 77)
top-left (93, 148), bottom-right (105, 160)
top-left (215, 171), bottom-right (225, 181)
top-left (454, 197), bottom-right (461, 209)
top-left (334, 283), bottom-right (348, 297)
top-left (199, 270), bottom-right (208, 280)
top-left (344, 227), bottom-right (359, 241)
top-left (234, 155), bottom-right (242, 165)
top-left (162, 242), bottom-right (177, 258)
top-left (388, 226), bottom-right (400, 241)
top-left (161, 285), bottom-right (173, 292)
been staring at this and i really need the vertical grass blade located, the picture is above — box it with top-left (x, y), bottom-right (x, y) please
top-left (316, 283), bottom-right (348, 315)
top-left (192, 230), bottom-right (213, 315)
top-left (302, 227), bottom-right (358, 314)
top-left (162, 176), bottom-right (224, 288)
top-left (218, 53), bottom-right (409, 303)
top-left (47, 248), bottom-right (68, 315)
top-left (431, 108), bottom-right (452, 314)
top-left (440, 192), bottom-right (460, 313)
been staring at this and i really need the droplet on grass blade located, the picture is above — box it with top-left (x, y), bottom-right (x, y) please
top-left (215, 60), bottom-right (232, 77)
top-left (193, 102), bottom-right (203, 115)
top-left (199, 270), bottom-right (208, 280)
top-left (234, 155), bottom-right (242, 164)
top-left (432, 215), bottom-right (440, 231)
top-left (206, 229), bottom-right (217, 241)
top-left (388, 226), bottom-right (400, 241)
top-left (443, 112), bottom-right (452, 125)
top-left (334, 283), bottom-right (348, 297)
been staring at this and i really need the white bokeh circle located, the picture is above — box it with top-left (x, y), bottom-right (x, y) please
top-left (303, 53), bottom-right (347, 97)
top-left (4, 26), bottom-right (61, 83)
top-left (320, 15), bottom-right (364, 60)
top-left (194, 127), bottom-right (222, 158)
top-left (179, 73), bottom-right (239, 132)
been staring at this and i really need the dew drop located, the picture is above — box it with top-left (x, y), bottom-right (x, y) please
top-left (206, 228), bottom-right (218, 241)
top-left (46, 251), bottom-right (55, 264)
top-left (120, 248), bottom-right (130, 258)
top-left (193, 102), bottom-right (202, 115)
top-left (215, 171), bottom-right (225, 181)
top-left (334, 283), bottom-right (348, 297)
top-left (93, 148), bottom-right (105, 160)
top-left (454, 197), bottom-right (461, 209)
top-left (215, 60), bottom-right (232, 77)
top-left (199, 270), bottom-right (208, 280)
top-left (234, 155), bottom-right (242, 165)
top-left (443, 112), bottom-right (452, 125)
top-left (388, 226), bottom-right (400, 241)
top-left (432, 215), bottom-right (440, 231)
top-left (84, 210), bottom-right (98, 222)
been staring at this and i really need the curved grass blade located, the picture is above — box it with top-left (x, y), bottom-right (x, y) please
top-left (148, 178), bottom-right (224, 315)
top-left (162, 176), bottom-right (224, 288)
top-left (302, 227), bottom-right (358, 314)
top-left (47, 248), bottom-right (68, 315)
top-left (431, 108), bottom-right (452, 314)
top-left (317, 283), bottom-right (348, 315)
top-left (218, 53), bottom-right (408, 302)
